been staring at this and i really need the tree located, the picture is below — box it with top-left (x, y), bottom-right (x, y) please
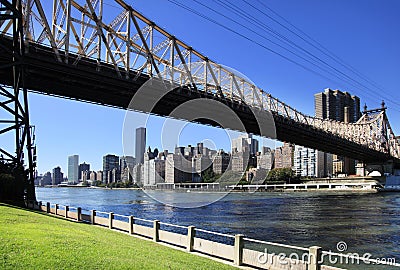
top-left (201, 167), bottom-right (216, 183)
top-left (265, 168), bottom-right (297, 183)
top-left (0, 161), bottom-right (28, 204)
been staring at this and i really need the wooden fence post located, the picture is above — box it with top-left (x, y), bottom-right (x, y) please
top-left (109, 212), bottom-right (114, 229)
top-left (153, 220), bottom-right (160, 242)
top-left (77, 207), bottom-right (82, 221)
top-left (234, 234), bottom-right (244, 266)
top-left (308, 246), bottom-right (322, 270)
top-left (129, 216), bottom-right (135, 234)
top-left (90, 210), bottom-right (96, 224)
top-left (187, 226), bottom-right (195, 252)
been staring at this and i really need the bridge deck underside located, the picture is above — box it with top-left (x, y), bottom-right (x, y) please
top-left (0, 37), bottom-right (396, 164)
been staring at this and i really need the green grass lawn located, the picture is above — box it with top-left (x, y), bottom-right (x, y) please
top-left (0, 203), bottom-right (237, 269)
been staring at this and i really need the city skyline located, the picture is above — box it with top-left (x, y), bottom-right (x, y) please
top-left (37, 132), bottom-right (274, 176)
top-left (17, 0), bottom-right (399, 174)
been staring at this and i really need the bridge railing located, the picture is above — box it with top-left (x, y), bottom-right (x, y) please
top-left (2, 0), bottom-right (399, 159)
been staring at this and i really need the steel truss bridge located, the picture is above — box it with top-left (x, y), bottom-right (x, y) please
top-left (1, 0), bottom-right (399, 192)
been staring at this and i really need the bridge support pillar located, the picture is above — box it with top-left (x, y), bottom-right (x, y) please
top-left (0, 0), bottom-right (36, 202)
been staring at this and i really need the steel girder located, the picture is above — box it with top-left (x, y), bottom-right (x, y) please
top-left (0, 0), bottom-right (36, 200)
top-left (0, 0), bottom-right (399, 163)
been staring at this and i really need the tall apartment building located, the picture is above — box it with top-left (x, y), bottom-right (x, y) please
top-left (102, 154), bottom-right (119, 183)
top-left (193, 155), bottom-right (212, 182)
top-left (143, 147), bottom-right (166, 186)
top-left (135, 127), bottom-right (146, 164)
top-left (132, 163), bottom-right (142, 185)
top-left (143, 158), bottom-right (165, 186)
top-left (231, 134), bottom-right (259, 172)
top-left (165, 153), bottom-right (192, 183)
top-left (89, 171), bottom-right (97, 181)
top-left (244, 147), bottom-right (274, 184)
top-left (274, 143), bottom-right (294, 169)
top-left (67, 155), bottom-right (79, 184)
top-left (314, 88), bottom-right (360, 122)
top-left (52, 166), bottom-right (63, 185)
top-left (293, 145), bottom-right (332, 177)
top-left (314, 88), bottom-right (360, 175)
top-left (96, 171), bottom-right (103, 182)
top-left (232, 133), bottom-right (259, 155)
top-left (41, 172), bottom-right (52, 186)
top-left (78, 162), bottom-right (90, 181)
top-left (232, 151), bottom-right (250, 172)
top-left (120, 156), bottom-right (136, 183)
top-left (213, 150), bottom-right (231, 174)
top-left (257, 147), bottom-right (274, 170)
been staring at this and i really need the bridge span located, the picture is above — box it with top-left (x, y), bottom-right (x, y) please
top-left (1, 0), bottom-right (399, 187)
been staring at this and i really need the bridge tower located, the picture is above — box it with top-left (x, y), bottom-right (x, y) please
top-left (357, 101), bottom-right (396, 177)
top-left (0, 0), bottom-right (36, 201)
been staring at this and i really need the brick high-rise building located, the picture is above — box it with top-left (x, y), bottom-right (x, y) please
top-left (314, 88), bottom-right (361, 176)
top-left (274, 143), bottom-right (294, 169)
top-left (213, 150), bottom-right (231, 174)
top-left (314, 88), bottom-right (360, 123)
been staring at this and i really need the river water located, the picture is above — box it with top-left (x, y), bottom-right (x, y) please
top-left (36, 188), bottom-right (400, 268)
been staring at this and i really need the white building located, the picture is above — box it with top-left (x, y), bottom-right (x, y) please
top-left (165, 153), bottom-right (192, 183)
top-left (143, 157), bottom-right (165, 186)
top-left (293, 146), bottom-right (332, 177)
top-left (132, 164), bottom-right (142, 185)
top-left (232, 134), bottom-right (258, 155)
top-left (67, 155), bottom-right (79, 184)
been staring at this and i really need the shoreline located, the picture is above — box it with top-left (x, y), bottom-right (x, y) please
top-left (36, 185), bottom-right (381, 193)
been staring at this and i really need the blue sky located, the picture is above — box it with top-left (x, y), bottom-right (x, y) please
top-left (2, 0), bottom-right (399, 174)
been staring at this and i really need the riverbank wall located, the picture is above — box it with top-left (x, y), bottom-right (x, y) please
top-left (24, 200), bottom-right (352, 270)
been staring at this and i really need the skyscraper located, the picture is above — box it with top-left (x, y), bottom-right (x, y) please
top-left (68, 155), bottom-right (79, 184)
top-left (103, 154), bottom-right (119, 183)
top-left (274, 143), bottom-right (295, 169)
top-left (52, 166), bottom-right (63, 185)
top-left (135, 127), bottom-right (146, 164)
top-left (314, 88), bottom-right (360, 123)
top-left (78, 162), bottom-right (90, 181)
top-left (232, 133), bottom-right (259, 155)
top-left (314, 88), bottom-right (361, 175)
